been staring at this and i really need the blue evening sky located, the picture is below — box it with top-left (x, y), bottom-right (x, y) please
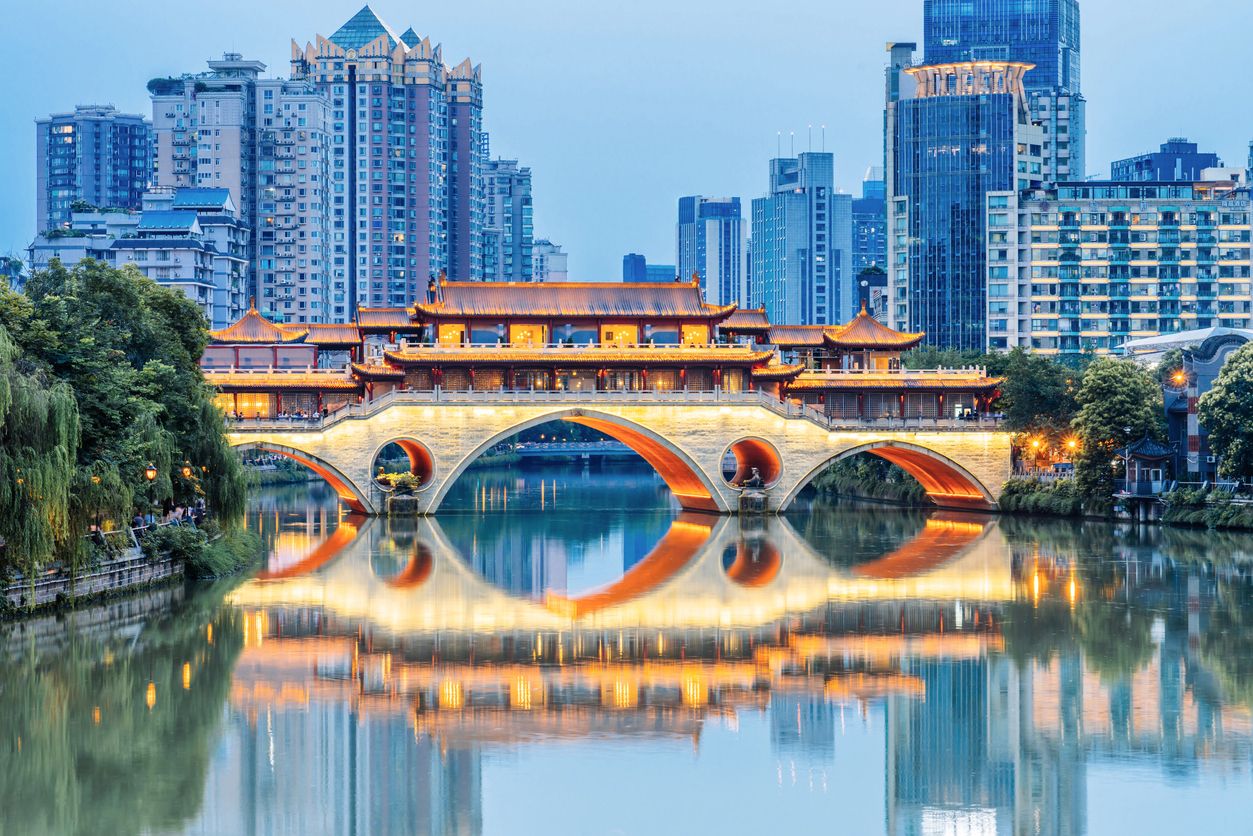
top-left (3, 0), bottom-right (1250, 280)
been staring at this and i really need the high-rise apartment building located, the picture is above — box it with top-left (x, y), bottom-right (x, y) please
top-left (35, 105), bottom-right (151, 232)
top-left (1111, 138), bottom-right (1222, 182)
top-left (622, 254), bottom-right (675, 283)
top-left (853, 167), bottom-right (886, 271)
top-left (533, 239), bottom-right (568, 282)
top-left (676, 196), bottom-right (748, 306)
top-left (150, 55), bottom-right (333, 324)
top-left (482, 159), bottom-right (533, 281)
top-left (750, 153), bottom-right (852, 325)
top-left (985, 179), bottom-right (1252, 355)
top-left (924, 0), bottom-right (1084, 180)
top-left (290, 5), bottom-right (484, 314)
top-left (885, 45), bottom-right (1045, 349)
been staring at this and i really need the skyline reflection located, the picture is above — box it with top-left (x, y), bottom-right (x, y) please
top-left (3, 474), bottom-right (1253, 834)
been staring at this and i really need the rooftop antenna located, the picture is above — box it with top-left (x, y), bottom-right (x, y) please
top-left (822, 125), bottom-right (826, 152)
top-left (777, 131), bottom-right (781, 158)
top-left (808, 125), bottom-right (812, 152)
top-left (790, 132), bottom-right (794, 157)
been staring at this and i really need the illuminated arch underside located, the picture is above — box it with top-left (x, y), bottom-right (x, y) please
top-left (865, 445), bottom-right (996, 512)
top-left (389, 439), bottom-right (434, 487)
top-left (564, 416), bottom-right (721, 512)
top-left (233, 442), bottom-right (372, 513)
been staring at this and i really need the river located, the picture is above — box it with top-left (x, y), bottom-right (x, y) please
top-left (3, 464), bottom-right (1253, 835)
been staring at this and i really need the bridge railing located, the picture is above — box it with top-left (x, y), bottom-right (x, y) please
top-left (226, 387), bottom-right (1005, 435)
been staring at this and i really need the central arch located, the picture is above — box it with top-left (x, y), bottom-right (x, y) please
top-left (779, 440), bottom-right (998, 512)
top-left (232, 441), bottom-right (375, 514)
top-left (426, 408), bottom-right (728, 513)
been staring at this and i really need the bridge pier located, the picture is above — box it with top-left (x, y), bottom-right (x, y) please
top-left (229, 396), bottom-right (1012, 516)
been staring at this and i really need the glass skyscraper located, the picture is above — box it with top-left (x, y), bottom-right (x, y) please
top-left (923, 0), bottom-right (1084, 181)
top-left (885, 51), bottom-right (1044, 349)
top-left (676, 196), bottom-right (748, 306)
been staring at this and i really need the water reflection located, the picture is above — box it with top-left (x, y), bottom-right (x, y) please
top-left (4, 475), bottom-right (1253, 835)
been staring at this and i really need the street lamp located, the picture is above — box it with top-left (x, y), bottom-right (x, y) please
top-left (144, 463), bottom-right (157, 527)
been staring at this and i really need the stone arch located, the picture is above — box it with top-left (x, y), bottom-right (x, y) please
top-left (371, 437), bottom-right (435, 490)
top-left (232, 441), bottom-right (376, 514)
top-left (778, 440), bottom-right (997, 512)
top-left (426, 408), bottom-right (728, 513)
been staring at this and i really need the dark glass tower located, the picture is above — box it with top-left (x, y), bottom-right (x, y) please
top-left (923, 0), bottom-right (1081, 95)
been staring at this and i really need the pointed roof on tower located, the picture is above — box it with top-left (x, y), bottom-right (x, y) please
top-left (824, 304), bottom-right (926, 350)
top-left (329, 5), bottom-right (403, 51)
top-left (209, 306), bottom-right (308, 344)
top-left (399, 27), bottom-right (421, 49)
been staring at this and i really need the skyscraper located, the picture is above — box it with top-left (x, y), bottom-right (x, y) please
top-left (482, 158), bottom-right (533, 281)
top-left (622, 254), bottom-right (675, 283)
top-left (676, 196), bottom-right (748, 306)
top-left (290, 5), bottom-right (484, 315)
top-left (1111, 138), bottom-right (1222, 182)
top-left (750, 153), bottom-right (852, 325)
top-left (35, 105), bottom-right (151, 232)
top-left (923, 0), bottom-right (1085, 180)
top-left (852, 167), bottom-right (886, 271)
top-left (885, 45), bottom-right (1045, 349)
top-left (532, 239), bottom-right (568, 282)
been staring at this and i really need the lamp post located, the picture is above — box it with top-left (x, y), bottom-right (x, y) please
top-left (144, 463), bottom-right (157, 528)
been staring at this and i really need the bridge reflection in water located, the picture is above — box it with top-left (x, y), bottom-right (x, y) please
top-left (203, 496), bottom-right (1253, 836)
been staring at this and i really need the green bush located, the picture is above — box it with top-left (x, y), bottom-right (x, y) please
top-left (1163, 488), bottom-right (1253, 530)
top-left (811, 455), bottom-right (931, 505)
top-left (141, 523), bottom-right (261, 578)
top-left (998, 478), bottom-right (1088, 517)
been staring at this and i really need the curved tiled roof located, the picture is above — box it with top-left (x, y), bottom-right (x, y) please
top-left (824, 308), bottom-right (925, 350)
top-left (1124, 435), bottom-right (1175, 460)
top-left (767, 325), bottom-right (831, 347)
top-left (209, 309), bottom-right (308, 344)
top-left (750, 363), bottom-right (806, 380)
top-left (350, 363), bottom-right (405, 379)
top-left (304, 323), bottom-right (363, 346)
top-left (414, 281), bottom-right (737, 321)
top-left (721, 307), bottom-right (771, 331)
top-left (787, 372), bottom-right (1003, 392)
top-left (383, 346), bottom-right (775, 366)
top-left (205, 371), bottom-right (359, 391)
top-left (356, 307), bottom-right (418, 330)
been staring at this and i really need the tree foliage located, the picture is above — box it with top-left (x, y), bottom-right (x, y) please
top-left (1072, 358), bottom-right (1163, 502)
top-left (0, 259), bottom-right (246, 584)
top-left (997, 346), bottom-right (1084, 444)
top-left (901, 345), bottom-right (1010, 376)
top-left (1197, 342), bottom-right (1253, 479)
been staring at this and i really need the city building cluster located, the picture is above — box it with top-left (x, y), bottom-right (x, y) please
top-left (22, 0), bottom-right (1253, 359)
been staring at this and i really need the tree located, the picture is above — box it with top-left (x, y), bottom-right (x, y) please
top-left (1072, 358), bottom-right (1162, 501)
top-left (1155, 347), bottom-right (1185, 387)
top-left (1198, 342), bottom-right (1253, 478)
top-left (0, 258), bottom-right (246, 581)
top-left (997, 346), bottom-right (1083, 446)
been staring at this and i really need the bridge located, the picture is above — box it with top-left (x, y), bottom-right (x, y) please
top-left (513, 440), bottom-right (637, 459)
top-left (227, 387), bottom-right (1012, 515)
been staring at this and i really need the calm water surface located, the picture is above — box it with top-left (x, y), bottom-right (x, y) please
top-left (4, 465), bottom-right (1253, 835)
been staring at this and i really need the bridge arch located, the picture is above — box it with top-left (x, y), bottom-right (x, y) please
top-left (232, 441), bottom-right (376, 514)
top-left (778, 440), bottom-right (998, 513)
top-left (371, 438), bottom-right (435, 490)
top-left (425, 408), bottom-right (728, 513)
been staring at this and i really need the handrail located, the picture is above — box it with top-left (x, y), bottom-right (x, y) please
top-left (225, 387), bottom-right (1007, 435)
top-left (389, 340), bottom-right (760, 353)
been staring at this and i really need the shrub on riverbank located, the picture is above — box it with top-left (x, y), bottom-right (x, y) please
top-left (141, 523), bottom-right (262, 579)
top-left (1163, 488), bottom-right (1253, 530)
top-left (998, 478), bottom-right (1091, 517)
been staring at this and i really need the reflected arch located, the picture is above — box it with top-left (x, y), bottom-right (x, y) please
top-left (254, 515), bottom-right (368, 580)
top-left (779, 441), bottom-right (998, 512)
top-left (425, 408), bottom-right (728, 513)
top-left (232, 441), bottom-right (376, 514)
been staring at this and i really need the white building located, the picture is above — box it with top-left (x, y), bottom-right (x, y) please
top-left (533, 239), bottom-right (568, 282)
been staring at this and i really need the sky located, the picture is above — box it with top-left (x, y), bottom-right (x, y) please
top-left (4, 0), bottom-right (1252, 280)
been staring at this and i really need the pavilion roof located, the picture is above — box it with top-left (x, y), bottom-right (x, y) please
top-left (209, 308), bottom-right (308, 344)
top-left (721, 307), bottom-right (772, 332)
top-left (382, 345), bottom-right (775, 366)
top-left (824, 308), bottom-right (925, 350)
top-left (350, 363), bottom-right (405, 380)
top-left (750, 363), bottom-right (806, 380)
top-left (304, 323), bottom-right (362, 346)
top-left (786, 372), bottom-right (1002, 392)
top-left (413, 281), bottom-right (737, 321)
top-left (1124, 435), bottom-right (1175, 460)
top-left (767, 325), bottom-right (831, 348)
top-left (356, 307), bottom-right (418, 331)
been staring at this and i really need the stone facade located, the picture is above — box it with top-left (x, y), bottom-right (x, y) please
top-left (228, 399), bottom-right (1013, 514)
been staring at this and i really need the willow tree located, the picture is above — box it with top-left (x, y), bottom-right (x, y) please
top-left (0, 327), bottom-right (80, 600)
top-left (0, 258), bottom-right (246, 530)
